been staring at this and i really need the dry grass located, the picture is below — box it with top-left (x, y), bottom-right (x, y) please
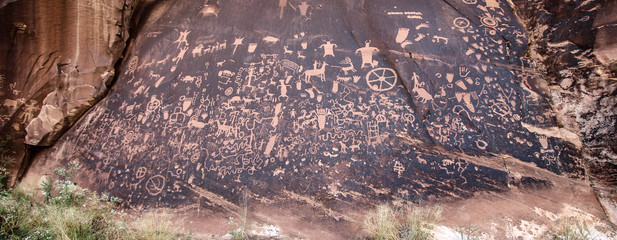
top-left (541, 217), bottom-right (595, 240)
top-left (129, 211), bottom-right (187, 240)
top-left (364, 204), bottom-right (442, 240)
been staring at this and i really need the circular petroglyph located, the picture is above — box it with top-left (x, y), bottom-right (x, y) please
top-left (453, 17), bottom-right (470, 29)
top-left (476, 140), bottom-right (488, 150)
top-left (127, 56), bottom-right (139, 74)
top-left (190, 151), bottom-right (200, 163)
top-left (147, 98), bottom-right (161, 112)
top-left (481, 15), bottom-right (498, 27)
top-left (225, 87), bottom-right (234, 96)
top-left (366, 68), bottom-right (397, 92)
top-left (145, 175), bottom-right (166, 196)
top-left (135, 167), bottom-right (147, 179)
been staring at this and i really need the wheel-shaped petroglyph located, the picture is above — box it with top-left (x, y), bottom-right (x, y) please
top-left (453, 17), bottom-right (470, 29)
top-left (145, 175), bottom-right (166, 196)
top-left (366, 68), bottom-right (397, 92)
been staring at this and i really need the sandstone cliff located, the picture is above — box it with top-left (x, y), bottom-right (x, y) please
top-left (1, 0), bottom-right (615, 238)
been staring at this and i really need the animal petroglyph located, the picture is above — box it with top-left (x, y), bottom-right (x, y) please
top-left (410, 72), bottom-right (433, 103)
top-left (37, 0), bottom-right (581, 210)
top-left (303, 61), bottom-right (327, 82)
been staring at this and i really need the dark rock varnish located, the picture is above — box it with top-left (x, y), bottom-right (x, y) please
top-left (21, 0), bottom-right (587, 211)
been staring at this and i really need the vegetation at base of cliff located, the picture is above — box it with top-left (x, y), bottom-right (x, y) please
top-left (0, 161), bottom-right (189, 240)
top-left (363, 204), bottom-right (442, 240)
top-left (541, 217), bottom-right (595, 240)
top-left (228, 189), bottom-right (254, 240)
top-left (0, 134), bottom-right (13, 190)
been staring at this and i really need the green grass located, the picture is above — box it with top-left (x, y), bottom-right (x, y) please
top-left (363, 204), bottom-right (442, 240)
top-left (0, 134), bottom-right (14, 190)
top-left (0, 161), bottom-right (189, 240)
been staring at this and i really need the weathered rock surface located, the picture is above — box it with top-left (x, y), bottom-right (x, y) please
top-left (513, 0), bottom-right (617, 224)
top-left (3, 0), bottom-right (616, 238)
top-left (0, 0), bottom-right (136, 184)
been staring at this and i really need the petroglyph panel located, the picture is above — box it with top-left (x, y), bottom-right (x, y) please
top-left (37, 0), bottom-right (583, 208)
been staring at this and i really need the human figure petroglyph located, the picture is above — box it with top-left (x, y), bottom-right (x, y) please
top-left (278, 79), bottom-right (291, 100)
top-left (297, 1), bottom-right (311, 19)
top-left (174, 30), bottom-right (190, 47)
top-left (355, 40), bottom-right (379, 68)
top-left (173, 46), bottom-right (189, 63)
top-left (315, 108), bottom-right (329, 130)
top-left (19, 100), bottom-right (39, 123)
top-left (319, 40), bottom-right (337, 57)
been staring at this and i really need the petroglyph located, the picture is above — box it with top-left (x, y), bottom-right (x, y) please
top-left (37, 0), bottom-right (581, 209)
top-left (355, 41), bottom-right (379, 68)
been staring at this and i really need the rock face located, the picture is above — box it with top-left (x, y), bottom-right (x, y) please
top-left (0, 0), bottom-right (136, 184)
top-left (4, 0), bottom-right (616, 238)
top-left (513, 0), bottom-right (617, 223)
top-left (27, 0), bottom-right (584, 206)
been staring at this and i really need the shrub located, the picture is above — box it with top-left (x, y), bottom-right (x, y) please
top-left (0, 161), bottom-right (187, 240)
top-left (363, 204), bottom-right (441, 240)
top-left (0, 134), bottom-right (14, 190)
